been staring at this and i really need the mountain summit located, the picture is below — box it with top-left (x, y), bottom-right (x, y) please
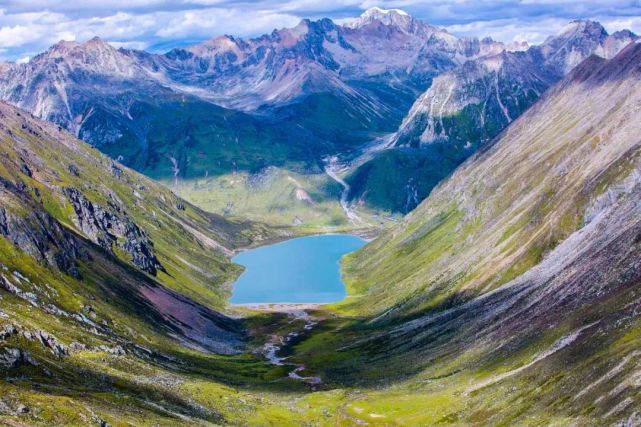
top-left (345, 7), bottom-right (437, 36)
top-left (346, 7), bottom-right (409, 26)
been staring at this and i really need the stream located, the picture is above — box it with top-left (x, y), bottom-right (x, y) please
top-left (323, 134), bottom-right (394, 226)
top-left (257, 306), bottom-right (322, 386)
top-left (324, 155), bottom-right (364, 225)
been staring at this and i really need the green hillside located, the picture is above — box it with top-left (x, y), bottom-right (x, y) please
top-left (3, 43), bottom-right (641, 427)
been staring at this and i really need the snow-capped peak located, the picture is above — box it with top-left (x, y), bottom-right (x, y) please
top-left (344, 6), bottom-right (416, 31)
top-left (362, 6), bottom-right (408, 18)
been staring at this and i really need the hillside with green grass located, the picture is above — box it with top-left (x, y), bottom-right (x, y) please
top-left (0, 101), bottom-right (301, 424)
top-left (3, 36), bottom-right (641, 427)
top-left (309, 45), bottom-right (641, 423)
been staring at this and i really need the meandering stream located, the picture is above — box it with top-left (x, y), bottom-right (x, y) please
top-left (257, 306), bottom-right (322, 385)
top-left (323, 134), bottom-right (394, 226)
top-left (324, 156), bottom-right (363, 225)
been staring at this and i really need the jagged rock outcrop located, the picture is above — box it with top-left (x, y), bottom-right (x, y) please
top-left (63, 187), bottom-right (164, 275)
top-left (29, 329), bottom-right (68, 358)
top-left (0, 321), bottom-right (67, 359)
top-left (0, 348), bottom-right (38, 369)
top-left (0, 180), bottom-right (86, 278)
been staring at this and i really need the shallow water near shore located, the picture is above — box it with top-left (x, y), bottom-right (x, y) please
top-left (230, 234), bottom-right (366, 304)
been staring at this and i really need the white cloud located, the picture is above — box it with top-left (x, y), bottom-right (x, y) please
top-left (156, 8), bottom-right (300, 39)
top-left (0, 25), bottom-right (40, 48)
top-left (598, 16), bottom-right (641, 34)
top-left (444, 17), bottom-right (571, 44)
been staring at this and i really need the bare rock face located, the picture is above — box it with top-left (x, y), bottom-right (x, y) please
top-left (0, 348), bottom-right (21, 368)
top-left (63, 187), bottom-right (164, 275)
top-left (0, 347), bottom-right (38, 368)
top-left (31, 329), bottom-right (68, 357)
top-left (0, 180), bottom-right (86, 278)
top-left (393, 20), bottom-right (639, 150)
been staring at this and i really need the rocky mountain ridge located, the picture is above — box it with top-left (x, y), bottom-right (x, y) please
top-left (0, 9), bottom-right (637, 220)
top-left (340, 19), bottom-right (638, 213)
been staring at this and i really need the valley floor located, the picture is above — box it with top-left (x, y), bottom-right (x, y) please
top-left (168, 134), bottom-right (403, 234)
top-left (5, 293), bottom-right (634, 426)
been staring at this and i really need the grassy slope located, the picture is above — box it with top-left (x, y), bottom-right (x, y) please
top-left (345, 147), bottom-right (460, 214)
top-left (170, 168), bottom-right (349, 229)
top-left (342, 51), bottom-right (641, 317)
top-left (279, 47), bottom-right (641, 424)
top-left (0, 101), bottom-right (299, 423)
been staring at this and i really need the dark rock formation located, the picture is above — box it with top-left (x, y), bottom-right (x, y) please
top-left (0, 347), bottom-right (38, 368)
top-left (64, 187), bottom-right (164, 275)
top-left (0, 179), bottom-right (86, 278)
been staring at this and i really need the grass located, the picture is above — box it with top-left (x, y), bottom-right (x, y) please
top-left (5, 60), bottom-right (641, 426)
top-left (170, 167), bottom-right (349, 230)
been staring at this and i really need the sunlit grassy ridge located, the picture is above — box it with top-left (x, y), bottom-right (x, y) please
top-left (171, 168), bottom-right (348, 229)
top-left (342, 53), bottom-right (641, 318)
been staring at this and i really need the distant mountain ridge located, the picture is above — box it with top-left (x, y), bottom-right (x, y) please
top-left (0, 9), bottom-right (637, 220)
top-left (344, 18), bottom-right (637, 214)
top-left (392, 19), bottom-right (638, 149)
top-left (0, 8), bottom-right (515, 120)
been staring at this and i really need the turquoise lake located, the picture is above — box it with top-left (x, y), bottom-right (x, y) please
top-left (230, 234), bottom-right (366, 304)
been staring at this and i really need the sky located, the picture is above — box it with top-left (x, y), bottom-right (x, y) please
top-left (1, 0), bottom-right (641, 62)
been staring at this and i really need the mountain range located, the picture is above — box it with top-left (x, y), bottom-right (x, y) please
top-left (2, 6), bottom-right (641, 425)
top-left (2, 8), bottom-right (634, 223)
